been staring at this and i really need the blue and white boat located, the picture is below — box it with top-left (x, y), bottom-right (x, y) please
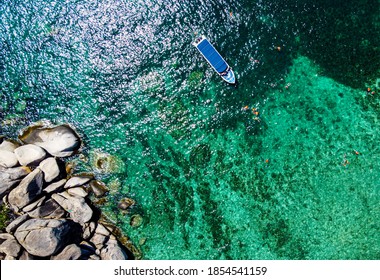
top-left (193, 35), bottom-right (236, 85)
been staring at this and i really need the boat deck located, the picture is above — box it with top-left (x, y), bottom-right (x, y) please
top-left (196, 38), bottom-right (228, 73)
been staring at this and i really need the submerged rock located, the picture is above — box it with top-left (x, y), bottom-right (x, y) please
top-left (19, 124), bottom-right (81, 157)
top-left (90, 151), bottom-right (126, 174)
top-left (130, 214), bottom-right (143, 228)
top-left (118, 198), bottom-right (135, 211)
top-left (89, 180), bottom-right (108, 198)
top-left (8, 169), bottom-right (44, 211)
top-left (14, 144), bottom-right (46, 166)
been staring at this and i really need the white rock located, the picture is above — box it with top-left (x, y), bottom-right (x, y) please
top-left (0, 165), bottom-right (30, 181)
top-left (64, 176), bottom-right (92, 189)
top-left (0, 150), bottom-right (19, 168)
top-left (38, 157), bottom-right (60, 183)
top-left (67, 187), bottom-right (88, 198)
top-left (0, 140), bottom-right (20, 152)
top-left (14, 144), bottom-right (46, 166)
top-left (44, 179), bottom-right (66, 194)
top-left (95, 223), bottom-right (111, 236)
top-left (19, 124), bottom-right (81, 157)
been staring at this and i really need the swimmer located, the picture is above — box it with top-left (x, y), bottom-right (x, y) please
top-left (342, 154), bottom-right (349, 166)
top-left (252, 108), bottom-right (259, 116)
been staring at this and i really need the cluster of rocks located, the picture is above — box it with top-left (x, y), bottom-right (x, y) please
top-left (0, 123), bottom-right (135, 260)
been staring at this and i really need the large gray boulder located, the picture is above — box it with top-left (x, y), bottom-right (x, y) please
top-left (0, 166), bottom-right (31, 197)
top-left (14, 218), bottom-right (73, 257)
top-left (0, 150), bottom-right (19, 168)
top-left (19, 124), bottom-right (81, 157)
top-left (52, 191), bottom-right (93, 224)
top-left (8, 169), bottom-right (44, 211)
top-left (14, 144), bottom-right (46, 166)
top-left (38, 157), bottom-right (61, 183)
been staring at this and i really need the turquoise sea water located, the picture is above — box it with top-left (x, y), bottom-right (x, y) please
top-left (1, 0), bottom-right (380, 259)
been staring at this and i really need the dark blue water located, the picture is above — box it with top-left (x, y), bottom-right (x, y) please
top-left (1, 0), bottom-right (380, 259)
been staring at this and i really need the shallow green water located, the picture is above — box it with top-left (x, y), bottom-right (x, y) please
top-left (1, 0), bottom-right (380, 259)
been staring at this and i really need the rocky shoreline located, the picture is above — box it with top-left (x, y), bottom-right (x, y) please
top-left (0, 122), bottom-right (138, 260)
